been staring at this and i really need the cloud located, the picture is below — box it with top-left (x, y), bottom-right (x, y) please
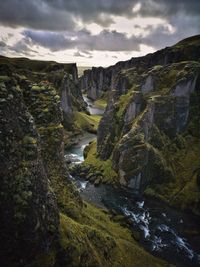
top-left (22, 29), bottom-right (141, 52)
top-left (11, 39), bottom-right (37, 54)
top-left (138, 0), bottom-right (200, 18)
top-left (0, 36), bottom-right (38, 57)
top-left (73, 51), bottom-right (93, 58)
top-left (0, 41), bottom-right (6, 48)
top-left (0, 0), bottom-right (199, 63)
top-left (23, 30), bottom-right (74, 51)
top-left (0, 0), bottom-right (137, 31)
top-left (0, 0), bottom-right (199, 31)
top-left (143, 14), bottom-right (200, 49)
top-left (0, 0), bottom-right (76, 31)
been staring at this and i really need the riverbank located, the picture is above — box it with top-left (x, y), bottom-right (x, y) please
top-left (66, 133), bottom-right (200, 267)
top-left (65, 94), bottom-right (200, 267)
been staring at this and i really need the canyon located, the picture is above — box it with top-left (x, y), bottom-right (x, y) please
top-left (0, 35), bottom-right (200, 267)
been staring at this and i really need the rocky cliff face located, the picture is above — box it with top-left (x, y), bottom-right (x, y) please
top-left (0, 59), bottom-right (82, 266)
top-left (0, 56), bottom-right (86, 133)
top-left (95, 36), bottom-right (200, 215)
top-left (0, 57), bottom-right (168, 267)
top-left (80, 35), bottom-right (200, 101)
top-left (0, 76), bottom-right (59, 267)
top-left (60, 73), bottom-right (87, 131)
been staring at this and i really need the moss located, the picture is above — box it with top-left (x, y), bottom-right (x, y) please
top-left (146, 136), bottom-right (200, 215)
top-left (0, 75), bottom-right (10, 82)
top-left (32, 85), bottom-right (46, 91)
top-left (22, 136), bottom-right (37, 145)
top-left (75, 112), bottom-right (101, 133)
top-left (26, 251), bottom-right (56, 267)
top-left (167, 138), bottom-right (200, 215)
top-left (174, 35), bottom-right (200, 47)
top-left (57, 203), bottom-right (170, 267)
top-left (38, 123), bottom-right (63, 133)
top-left (94, 99), bottom-right (107, 109)
top-left (116, 90), bottom-right (133, 119)
top-left (54, 94), bottom-right (60, 101)
top-left (83, 141), bottom-right (118, 184)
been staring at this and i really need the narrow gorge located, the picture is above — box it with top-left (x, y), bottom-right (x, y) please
top-left (0, 35), bottom-right (200, 267)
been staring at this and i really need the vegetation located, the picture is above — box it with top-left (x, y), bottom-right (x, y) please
top-left (94, 99), bottom-right (107, 109)
top-left (83, 141), bottom-right (118, 184)
top-left (75, 111), bottom-right (101, 133)
top-left (1, 35), bottom-right (200, 267)
top-left (28, 204), bottom-right (171, 267)
top-left (0, 55), bottom-right (75, 74)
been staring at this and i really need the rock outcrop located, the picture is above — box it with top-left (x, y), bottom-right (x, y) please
top-left (60, 73), bottom-right (87, 130)
top-left (80, 35), bottom-right (200, 100)
top-left (0, 57), bottom-right (169, 267)
top-left (0, 76), bottom-right (59, 267)
top-left (0, 59), bottom-right (82, 266)
top-left (94, 36), bottom-right (200, 215)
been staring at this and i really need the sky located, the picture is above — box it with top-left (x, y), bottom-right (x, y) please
top-left (0, 0), bottom-right (199, 67)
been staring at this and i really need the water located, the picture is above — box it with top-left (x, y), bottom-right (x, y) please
top-left (83, 95), bottom-right (105, 115)
top-left (64, 95), bottom-right (103, 164)
top-left (65, 98), bottom-right (200, 267)
top-left (64, 133), bottom-right (96, 164)
top-left (73, 180), bottom-right (200, 267)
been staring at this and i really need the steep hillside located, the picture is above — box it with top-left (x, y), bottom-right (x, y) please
top-left (0, 58), bottom-right (170, 267)
top-left (84, 36), bottom-right (200, 216)
top-left (80, 35), bottom-right (200, 101)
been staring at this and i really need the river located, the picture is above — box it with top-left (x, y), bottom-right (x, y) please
top-left (65, 96), bottom-right (200, 267)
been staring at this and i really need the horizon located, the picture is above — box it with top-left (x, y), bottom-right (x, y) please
top-left (0, 1), bottom-right (200, 67)
top-left (1, 34), bottom-right (199, 70)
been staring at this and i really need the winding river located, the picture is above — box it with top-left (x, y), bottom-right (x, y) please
top-left (65, 96), bottom-right (200, 267)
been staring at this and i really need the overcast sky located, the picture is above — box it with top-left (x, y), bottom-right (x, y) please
top-left (0, 0), bottom-right (199, 66)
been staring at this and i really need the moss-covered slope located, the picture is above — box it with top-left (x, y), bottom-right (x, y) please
top-left (88, 37), bottom-right (200, 216)
top-left (0, 58), bottom-right (170, 267)
top-left (80, 35), bottom-right (200, 101)
top-left (0, 75), bottom-right (59, 267)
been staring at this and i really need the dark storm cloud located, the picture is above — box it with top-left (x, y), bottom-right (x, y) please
top-left (0, 0), bottom-right (76, 31)
top-left (143, 14), bottom-right (200, 49)
top-left (138, 0), bottom-right (200, 18)
top-left (0, 0), bottom-right (136, 30)
top-left (0, 41), bottom-right (6, 48)
top-left (0, 0), bottom-right (199, 55)
top-left (0, 0), bottom-right (199, 31)
top-left (22, 29), bottom-right (141, 52)
top-left (23, 30), bottom-right (74, 51)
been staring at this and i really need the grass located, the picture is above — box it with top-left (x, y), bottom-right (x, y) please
top-left (28, 202), bottom-right (171, 267)
top-left (75, 112), bottom-right (101, 133)
top-left (145, 137), bottom-right (200, 215)
top-left (58, 203), bottom-right (171, 267)
top-left (83, 141), bottom-right (118, 184)
top-left (94, 99), bottom-right (107, 109)
top-left (0, 75), bottom-right (11, 82)
top-left (167, 138), bottom-right (200, 214)
top-left (116, 91), bottom-right (133, 119)
top-left (0, 55), bottom-right (75, 74)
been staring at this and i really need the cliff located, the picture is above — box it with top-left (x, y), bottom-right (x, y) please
top-left (0, 70), bottom-right (60, 266)
top-left (84, 36), bottom-right (200, 215)
top-left (80, 35), bottom-right (200, 100)
top-left (0, 56), bottom-right (86, 133)
top-left (0, 57), bottom-right (170, 267)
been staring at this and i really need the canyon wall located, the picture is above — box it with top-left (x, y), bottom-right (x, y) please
top-left (0, 58), bottom-right (82, 266)
top-left (0, 57), bottom-right (167, 267)
top-left (80, 35), bottom-right (200, 100)
top-left (84, 36), bottom-right (200, 215)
